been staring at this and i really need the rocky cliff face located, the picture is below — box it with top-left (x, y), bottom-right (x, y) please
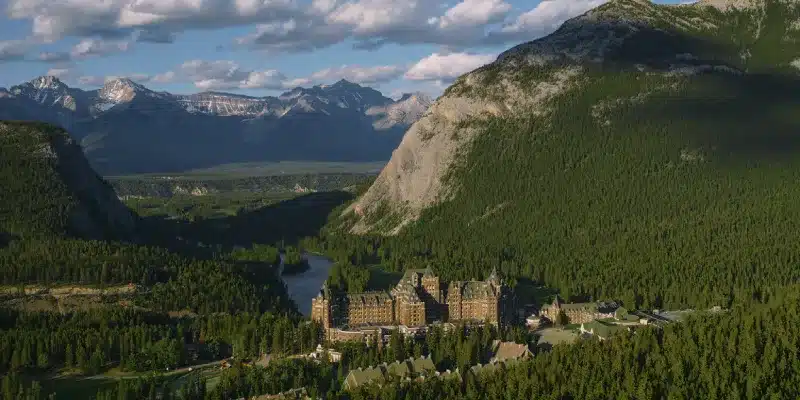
top-left (367, 93), bottom-right (434, 131)
top-left (347, 0), bottom-right (799, 234)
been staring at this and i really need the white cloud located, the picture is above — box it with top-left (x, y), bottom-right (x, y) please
top-left (179, 60), bottom-right (253, 89)
top-left (240, 70), bottom-right (288, 89)
top-left (45, 68), bottom-right (73, 79)
top-left (150, 71), bottom-right (176, 83)
top-left (37, 51), bottom-right (72, 62)
top-left (7, 0), bottom-right (301, 41)
top-left (435, 0), bottom-right (511, 29)
top-left (173, 59), bottom-right (290, 90)
top-left (308, 65), bottom-right (404, 85)
top-left (489, 0), bottom-right (608, 42)
top-left (7, 0), bottom-right (609, 56)
top-left (70, 38), bottom-right (131, 58)
top-left (77, 75), bottom-right (108, 86)
top-left (0, 40), bottom-right (30, 61)
top-left (169, 59), bottom-right (405, 90)
top-left (62, 49), bottom-right (490, 92)
top-left (405, 52), bottom-right (496, 82)
top-left (74, 71), bottom-right (174, 87)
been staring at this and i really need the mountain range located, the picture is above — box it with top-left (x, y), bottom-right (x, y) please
top-left (0, 76), bottom-right (432, 174)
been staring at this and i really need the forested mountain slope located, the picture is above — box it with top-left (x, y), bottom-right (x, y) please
top-left (0, 120), bottom-right (294, 314)
top-left (338, 0), bottom-right (800, 309)
top-left (0, 121), bottom-right (136, 240)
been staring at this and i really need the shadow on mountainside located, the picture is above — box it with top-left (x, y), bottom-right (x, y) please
top-left (639, 72), bottom-right (800, 162)
top-left (138, 191), bottom-right (354, 252)
top-left (493, 14), bottom-right (800, 163)
top-left (0, 233), bottom-right (14, 249)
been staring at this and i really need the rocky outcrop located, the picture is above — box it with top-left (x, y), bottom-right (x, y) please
top-left (348, 67), bottom-right (581, 234)
top-left (367, 93), bottom-right (434, 130)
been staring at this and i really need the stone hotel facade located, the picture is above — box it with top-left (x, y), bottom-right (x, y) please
top-left (311, 267), bottom-right (508, 331)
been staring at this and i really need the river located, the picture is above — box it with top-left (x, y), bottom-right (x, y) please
top-left (280, 253), bottom-right (334, 316)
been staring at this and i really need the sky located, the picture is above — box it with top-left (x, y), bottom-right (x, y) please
top-left (0, 0), bottom-right (690, 99)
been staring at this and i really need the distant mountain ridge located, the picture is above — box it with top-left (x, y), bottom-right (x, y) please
top-left (0, 77), bottom-right (433, 174)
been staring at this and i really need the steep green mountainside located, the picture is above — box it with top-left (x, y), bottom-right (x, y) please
top-left (0, 121), bottom-right (136, 240)
top-left (338, 0), bottom-right (800, 309)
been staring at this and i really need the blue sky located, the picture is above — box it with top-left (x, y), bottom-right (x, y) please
top-left (0, 0), bottom-right (688, 98)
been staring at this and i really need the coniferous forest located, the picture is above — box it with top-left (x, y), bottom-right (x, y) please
top-left (6, 0), bottom-right (800, 399)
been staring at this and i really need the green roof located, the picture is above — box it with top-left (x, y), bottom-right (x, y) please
top-left (582, 320), bottom-right (625, 339)
top-left (387, 361), bottom-right (411, 377)
top-left (411, 357), bottom-right (436, 374)
top-left (345, 367), bottom-right (387, 389)
top-left (344, 357), bottom-right (437, 390)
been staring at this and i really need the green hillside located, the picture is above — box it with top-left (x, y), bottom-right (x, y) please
top-left (0, 121), bottom-right (133, 239)
top-left (333, 0), bottom-right (800, 309)
top-left (0, 121), bottom-right (296, 312)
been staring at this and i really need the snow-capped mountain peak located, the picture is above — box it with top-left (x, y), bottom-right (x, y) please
top-left (31, 76), bottom-right (68, 91)
top-left (3, 75), bottom-right (433, 123)
top-left (8, 76), bottom-right (79, 111)
top-left (99, 78), bottom-right (151, 104)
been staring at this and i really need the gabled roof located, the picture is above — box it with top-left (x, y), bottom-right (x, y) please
top-left (387, 360), bottom-right (411, 377)
top-left (344, 367), bottom-right (387, 389)
top-left (491, 341), bottom-right (533, 362)
top-left (410, 356), bottom-right (436, 374)
top-left (344, 356), bottom-right (438, 390)
top-left (392, 283), bottom-right (421, 302)
top-left (469, 361), bottom-right (505, 376)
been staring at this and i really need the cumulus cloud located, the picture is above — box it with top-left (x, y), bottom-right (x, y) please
top-left (70, 38), bottom-right (131, 58)
top-left (45, 68), bottom-right (74, 79)
top-left (487, 0), bottom-right (608, 43)
top-left (405, 52), bottom-right (496, 82)
top-left (165, 59), bottom-right (405, 90)
top-left (7, 0), bottom-right (301, 41)
top-left (7, 0), bottom-right (609, 55)
top-left (434, 0), bottom-right (512, 29)
top-left (75, 71), bottom-right (174, 87)
top-left (308, 65), bottom-right (404, 85)
top-left (178, 59), bottom-right (261, 90)
top-left (37, 51), bottom-right (72, 62)
top-left (77, 75), bottom-right (108, 86)
top-left (234, 0), bottom-right (607, 52)
top-left (134, 29), bottom-right (177, 43)
top-left (236, 0), bottom-right (504, 52)
top-left (0, 40), bottom-right (29, 61)
top-left (61, 48), bottom-right (493, 93)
